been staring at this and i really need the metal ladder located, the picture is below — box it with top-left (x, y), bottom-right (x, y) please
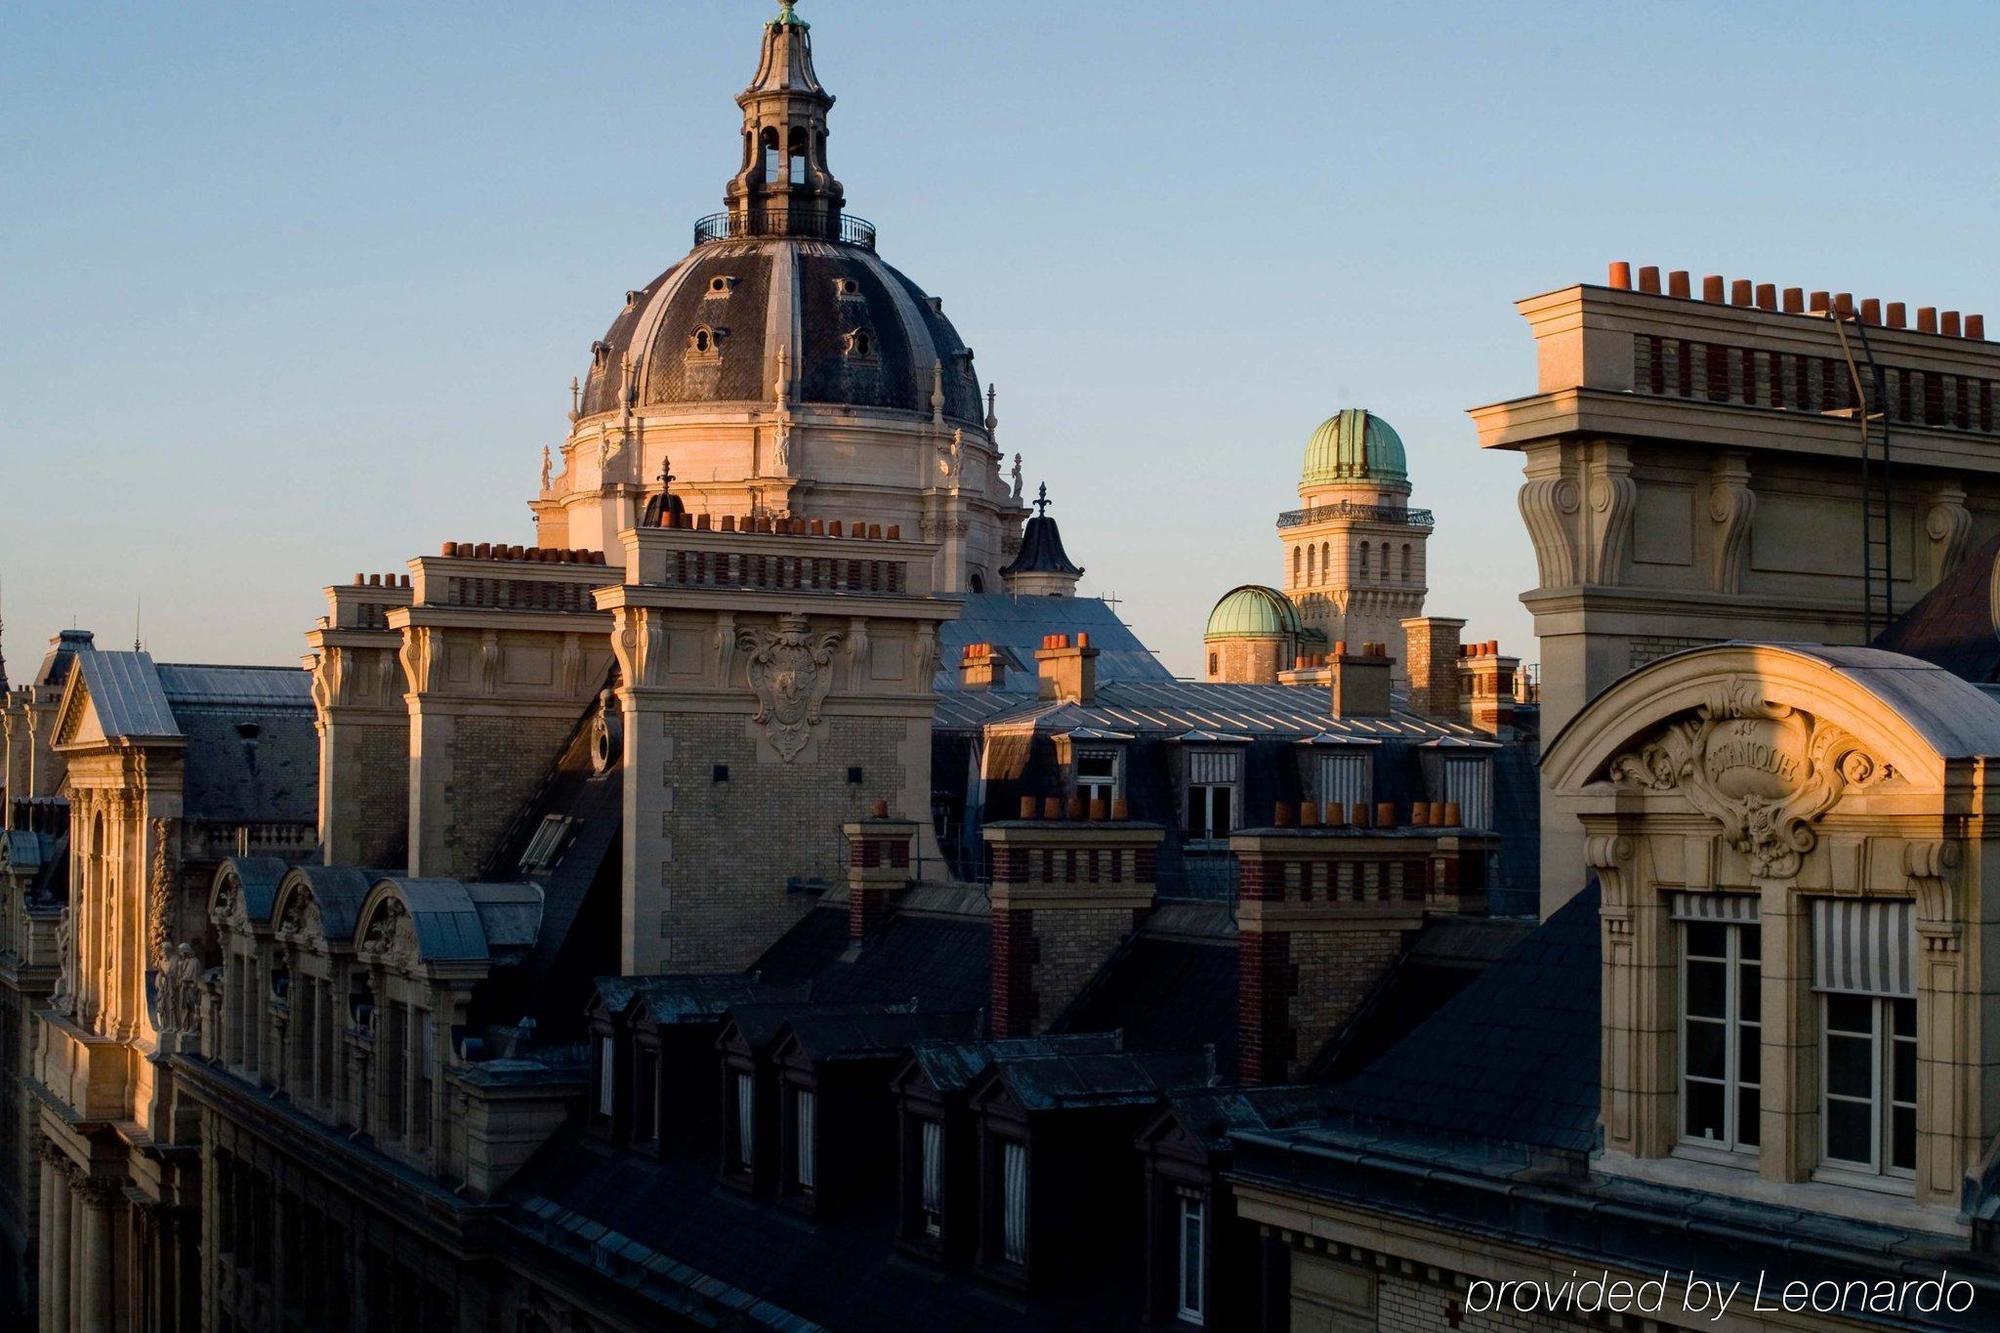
top-left (1827, 309), bottom-right (1893, 640)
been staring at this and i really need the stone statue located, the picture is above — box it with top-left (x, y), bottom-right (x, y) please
top-left (160, 942), bottom-right (202, 1034)
top-left (540, 445), bottom-right (553, 492)
top-left (1011, 453), bottom-right (1024, 502)
top-left (773, 421), bottom-right (793, 474)
top-left (50, 906), bottom-right (73, 1016)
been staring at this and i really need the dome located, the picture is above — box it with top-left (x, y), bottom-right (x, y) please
top-left (1301, 409), bottom-right (1408, 486)
top-left (1204, 585), bottom-right (1302, 640)
top-left (577, 238), bottom-right (985, 424)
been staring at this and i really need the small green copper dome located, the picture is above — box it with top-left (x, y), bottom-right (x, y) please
top-left (1203, 585), bottom-right (1302, 640)
top-left (1301, 409), bottom-right (1408, 486)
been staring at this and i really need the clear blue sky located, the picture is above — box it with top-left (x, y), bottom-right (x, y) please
top-left (4, 1), bottom-right (1994, 676)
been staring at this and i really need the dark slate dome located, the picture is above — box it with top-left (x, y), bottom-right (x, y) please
top-left (579, 237), bottom-right (984, 425)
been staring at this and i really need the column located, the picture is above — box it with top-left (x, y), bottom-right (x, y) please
top-left (78, 1177), bottom-right (114, 1332)
top-left (47, 1163), bottom-right (71, 1333)
top-left (35, 1151), bottom-right (54, 1333)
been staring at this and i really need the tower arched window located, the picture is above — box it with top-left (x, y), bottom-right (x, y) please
top-left (1293, 548), bottom-right (1302, 583)
top-left (1358, 542), bottom-right (1370, 576)
top-left (1321, 542), bottom-right (1331, 585)
top-left (761, 127), bottom-right (781, 184)
top-left (788, 126), bottom-right (810, 185)
top-left (1401, 544), bottom-right (1412, 581)
top-left (1306, 544), bottom-right (1316, 581)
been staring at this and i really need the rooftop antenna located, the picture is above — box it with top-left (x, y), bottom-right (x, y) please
top-left (133, 594), bottom-right (143, 652)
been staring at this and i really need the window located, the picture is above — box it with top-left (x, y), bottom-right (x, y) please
top-left (1358, 542), bottom-right (1370, 576)
top-left (735, 1072), bottom-right (755, 1169)
top-left (794, 1088), bottom-right (817, 1190)
top-left (1811, 898), bottom-right (1917, 1179)
top-left (1001, 1140), bottom-right (1029, 1265)
top-left (1306, 544), bottom-right (1315, 582)
top-left (1177, 1193), bottom-right (1207, 1325)
top-left (411, 1011), bottom-right (435, 1152)
top-left (1183, 750), bottom-right (1240, 840)
top-left (597, 1036), bottom-right (615, 1117)
top-left (761, 127), bottom-right (780, 182)
top-left (1076, 749), bottom-right (1119, 806)
top-left (1292, 547), bottom-right (1302, 583)
top-left (1207, 652), bottom-right (1218, 677)
top-left (382, 1001), bottom-right (407, 1141)
top-left (1441, 756), bottom-right (1490, 829)
top-left (1320, 542), bottom-right (1330, 585)
top-left (1400, 543), bottom-right (1412, 580)
top-left (1317, 749), bottom-right (1371, 817)
top-left (1678, 907), bottom-right (1760, 1154)
top-left (634, 1048), bottom-right (659, 1143)
top-left (520, 815), bottom-right (576, 873)
top-left (1822, 994), bottom-right (1917, 1177)
top-left (920, 1120), bottom-right (944, 1237)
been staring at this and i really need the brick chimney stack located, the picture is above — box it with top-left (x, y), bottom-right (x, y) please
top-left (1457, 640), bottom-right (1520, 738)
top-left (1233, 817), bottom-right (1497, 1084)
top-left (983, 812), bottom-right (1162, 1038)
top-left (843, 801), bottom-right (916, 943)
top-left (1401, 616), bottom-right (1465, 721)
top-left (960, 642), bottom-right (1007, 691)
top-left (1034, 632), bottom-right (1099, 704)
top-left (1328, 641), bottom-right (1393, 719)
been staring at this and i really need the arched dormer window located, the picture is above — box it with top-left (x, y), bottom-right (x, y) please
top-left (844, 329), bottom-right (875, 360)
top-left (688, 325), bottom-right (725, 362)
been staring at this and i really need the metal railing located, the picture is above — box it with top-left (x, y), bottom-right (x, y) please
top-left (692, 211), bottom-right (877, 250)
top-left (1276, 501), bottom-right (1434, 529)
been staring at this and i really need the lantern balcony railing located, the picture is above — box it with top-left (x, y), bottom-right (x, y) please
top-left (693, 211), bottom-right (877, 250)
top-left (1276, 501), bottom-right (1435, 529)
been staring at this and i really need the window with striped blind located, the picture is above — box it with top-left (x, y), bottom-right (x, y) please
top-left (1317, 750), bottom-right (1371, 817)
top-left (1442, 756), bottom-right (1490, 829)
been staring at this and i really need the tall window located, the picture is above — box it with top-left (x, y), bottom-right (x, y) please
top-left (382, 1001), bottom-right (407, 1141)
top-left (794, 1088), bottom-right (817, 1190)
top-left (1400, 544), bottom-right (1412, 580)
top-left (1306, 544), bottom-right (1316, 582)
top-left (1001, 1141), bottom-right (1029, 1265)
top-left (920, 1120), bottom-right (944, 1237)
top-left (735, 1072), bottom-right (756, 1170)
top-left (1076, 749), bottom-right (1119, 806)
top-left (597, 1036), bottom-right (615, 1117)
top-left (1177, 1193), bottom-right (1207, 1325)
top-left (635, 1048), bottom-right (659, 1143)
top-left (1184, 750), bottom-right (1241, 841)
top-left (1358, 542), bottom-right (1370, 576)
top-left (410, 1011), bottom-right (435, 1152)
top-left (1812, 898), bottom-right (1917, 1179)
top-left (1678, 906), bottom-right (1760, 1154)
top-left (1822, 995), bottom-right (1917, 1177)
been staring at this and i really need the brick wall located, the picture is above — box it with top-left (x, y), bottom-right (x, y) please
top-left (1031, 905), bottom-right (1135, 1030)
top-left (648, 712), bottom-right (910, 973)
top-left (1292, 1251), bottom-right (1592, 1333)
top-left (436, 714), bottom-right (576, 878)
top-left (324, 721), bottom-right (409, 869)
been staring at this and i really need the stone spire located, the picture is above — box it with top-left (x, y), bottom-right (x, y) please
top-left (1000, 484), bottom-right (1085, 597)
top-left (724, 2), bottom-right (846, 240)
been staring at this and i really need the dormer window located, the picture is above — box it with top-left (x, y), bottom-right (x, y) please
top-left (1000, 1139), bottom-right (1029, 1265)
top-left (1076, 749), bottom-right (1120, 806)
top-left (1675, 898), bottom-right (1761, 1158)
top-left (843, 329), bottom-right (876, 360)
top-left (1812, 899), bottom-right (1917, 1181)
top-left (705, 274), bottom-right (739, 298)
top-left (688, 325), bottom-right (726, 361)
top-left (519, 814), bottom-right (576, 874)
top-left (919, 1120), bottom-right (944, 1237)
top-left (834, 277), bottom-right (862, 300)
top-left (732, 1070), bottom-right (756, 1171)
top-left (1440, 754), bottom-right (1491, 828)
top-left (792, 1087), bottom-right (818, 1191)
top-left (1176, 1190), bottom-right (1208, 1326)
top-left (591, 340), bottom-right (611, 371)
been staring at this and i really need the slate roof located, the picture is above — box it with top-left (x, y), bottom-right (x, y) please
top-left (508, 1134), bottom-right (1109, 1332)
top-left (938, 676), bottom-right (1486, 740)
top-left (808, 908), bottom-right (991, 1011)
top-left (1310, 882), bottom-right (1602, 1153)
top-left (780, 1009), bottom-right (976, 1062)
top-left (164, 670), bottom-right (317, 824)
top-left (978, 1048), bottom-right (1216, 1112)
top-left (217, 856), bottom-right (293, 926)
top-left (70, 652), bottom-right (178, 740)
top-left (277, 865), bottom-right (375, 945)
top-left (905, 1032), bottom-right (1124, 1095)
top-left (934, 594), bottom-right (1172, 701)
top-left (997, 506), bottom-right (1084, 579)
top-left (595, 974), bottom-right (808, 1027)
top-left (1873, 529), bottom-right (2000, 682)
top-left (1055, 909), bottom-right (1239, 1071)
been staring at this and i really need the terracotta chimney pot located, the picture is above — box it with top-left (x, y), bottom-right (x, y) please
top-left (1351, 802), bottom-right (1373, 830)
top-left (1374, 802), bottom-right (1398, 830)
top-left (1041, 796), bottom-right (1062, 820)
top-left (1968, 315), bottom-right (1987, 341)
top-left (1019, 795), bottom-right (1038, 820)
top-left (1782, 287), bottom-right (1804, 313)
top-left (1942, 311), bottom-right (1962, 337)
top-left (1273, 803), bottom-right (1295, 828)
top-left (1918, 307), bottom-right (1939, 333)
top-left (1111, 798), bottom-right (1130, 821)
top-left (1755, 283), bottom-right (1777, 310)
top-left (1637, 265), bottom-right (1661, 294)
top-left (1701, 274), bottom-right (1724, 302)
top-left (1608, 261), bottom-right (1633, 289)
top-left (1299, 802), bottom-right (1320, 827)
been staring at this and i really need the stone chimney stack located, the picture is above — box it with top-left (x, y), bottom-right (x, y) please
top-left (1233, 813), bottom-right (1496, 1084)
top-left (960, 642), bottom-right (1007, 691)
top-left (844, 800), bottom-right (916, 943)
top-left (1034, 633), bottom-right (1099, 704)
top-left (1401, 616), bottom-right (1465, 721)
top-left (983, 809), bottom-right (1162, 1038)
top-left (1457, 640), bottom-right (1520, 739)
top-left (1328, 641), bottom-right (1393, 719)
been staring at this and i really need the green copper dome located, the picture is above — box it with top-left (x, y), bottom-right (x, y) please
top-left (1301, 409), bottom-right (1408, 486)
top-left (1204, 585), bottom-right (1302, 640)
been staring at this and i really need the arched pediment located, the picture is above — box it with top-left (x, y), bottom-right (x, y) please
top-left (272, 865), bottom-right (373, 954)
top-left (1545, 643), bottom-right (2000, 878)
top-left (208, 856), bottom-right (291, 933)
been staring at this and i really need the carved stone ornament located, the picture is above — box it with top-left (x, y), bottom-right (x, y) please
top-left (1608, 679), bottom-right (1884, 878)
top-left (359, 897), bottom-right (420, 971)
top-left (50, 906), bottom-right (75, 1016)
top-left (737, 614), bottom-right (842, 761)
top-left (158, 942), bottom-right (204, 1034)
top-left (148, 817), bottom-right (174, 973)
